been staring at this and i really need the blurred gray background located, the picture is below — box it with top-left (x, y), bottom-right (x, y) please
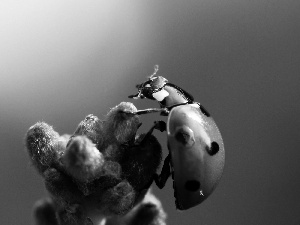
top-left (1, 0), bottom-right (300, 224)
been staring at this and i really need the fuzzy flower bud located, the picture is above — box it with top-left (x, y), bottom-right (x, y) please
top-left (25, 122), bottom-right (60, 174)
top-left (62, 136), bottom-right (104, 182)
top-left (103, 102), bottom-right (140, 145)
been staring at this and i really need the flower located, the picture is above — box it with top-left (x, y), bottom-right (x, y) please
top-left (25, 102), bottom-right (166, 225)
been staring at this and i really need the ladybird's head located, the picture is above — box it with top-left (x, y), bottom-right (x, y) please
top-left (128, 65), bottom-right (169, 102)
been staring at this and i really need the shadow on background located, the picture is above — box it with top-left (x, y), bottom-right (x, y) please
top-left (0, 0), bottom-right (300, 224)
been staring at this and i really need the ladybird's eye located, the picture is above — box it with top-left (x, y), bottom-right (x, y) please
top-left (136, 84), bottom-right (141, 89)
top-left (141, 80), bottom-right (153, 89)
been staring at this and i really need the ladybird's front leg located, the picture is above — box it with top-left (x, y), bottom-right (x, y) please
top-left (159, 108), bottom-right (170, 116)
top-left (154, 154), bottom-right (171, 189)
top-left (134, 107), bottom-right (169, 116)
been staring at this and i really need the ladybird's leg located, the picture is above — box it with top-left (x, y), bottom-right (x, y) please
top-left (154, 154), bottom-right (171, 189)
top-left (139, 121), bottom-right (166, 146)
top-left (135, 108), bottom-right (168, 115)
top-left (153, 120), bottom-right (167, 132)
top-left (159, 108), bottom-right (170, 116)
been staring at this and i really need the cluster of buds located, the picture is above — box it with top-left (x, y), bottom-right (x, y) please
top-left (25, 102), bottom-right (166, 225)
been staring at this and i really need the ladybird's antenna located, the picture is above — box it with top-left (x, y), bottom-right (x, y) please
top-left (149, 65), bottom-right (159, 79)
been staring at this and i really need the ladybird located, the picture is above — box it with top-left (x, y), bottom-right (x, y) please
top-left (128, 66), bottom-right (225, 210)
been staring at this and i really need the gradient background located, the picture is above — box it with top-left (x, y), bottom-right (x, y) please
top-left (1, 1), bottom-right (300, 224)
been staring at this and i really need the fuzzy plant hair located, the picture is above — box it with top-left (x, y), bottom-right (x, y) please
top-left (25, 102), bottom-right (167, 225)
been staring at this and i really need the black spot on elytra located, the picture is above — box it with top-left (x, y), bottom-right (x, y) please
top-left (185, 180), bottom-right (201, 192)
top-left (206, 141), bottom-right (219, 155)
top-left (175, 131), bottom-right (189, 145)
top-left (175, 127), bottom-right (195, 146)
top-left (200, 105), bottom-right (210, 117)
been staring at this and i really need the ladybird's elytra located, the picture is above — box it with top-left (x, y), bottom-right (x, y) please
top-left (167, 104), bottom-right (224, 209)
top-left (129, 66), bottom-right (225, 210)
